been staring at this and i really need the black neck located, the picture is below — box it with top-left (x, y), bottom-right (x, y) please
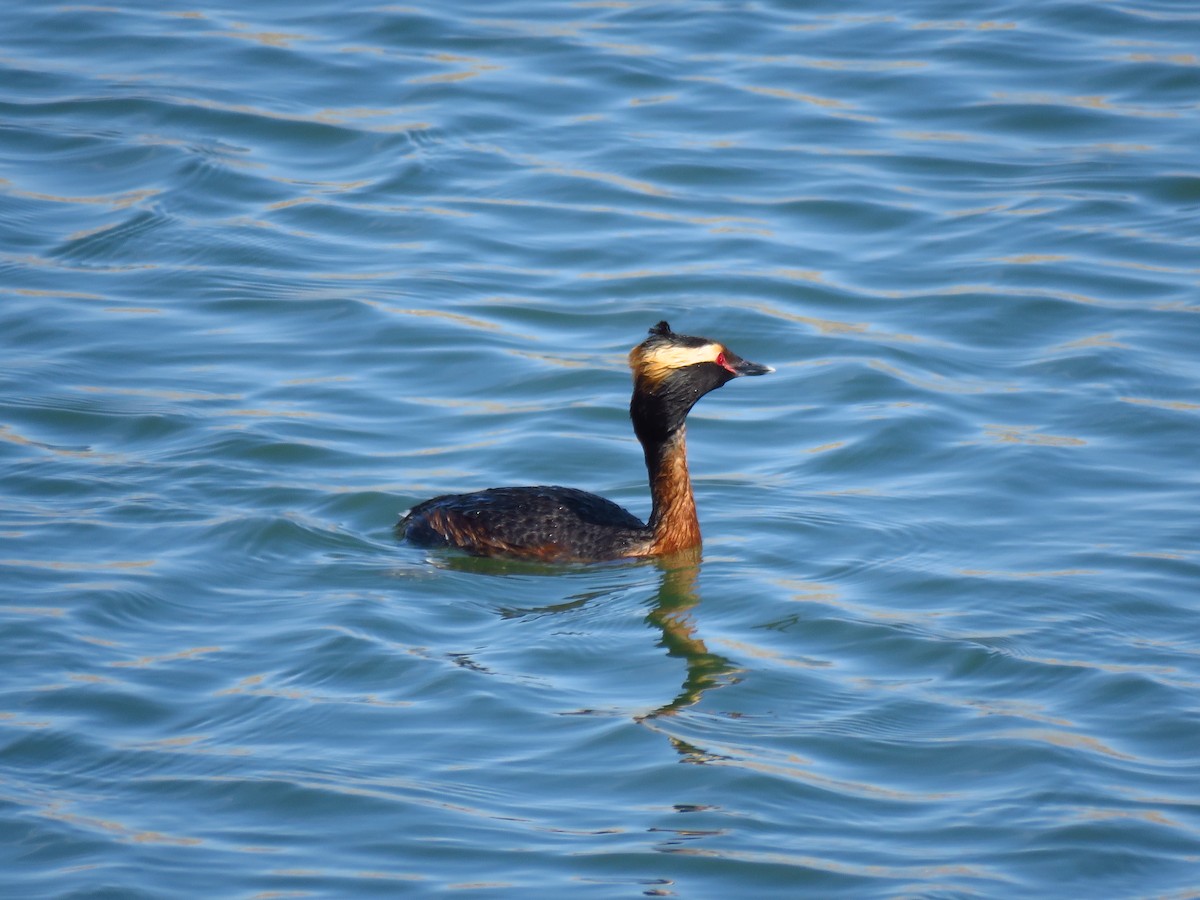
top-left (630, 382), bottom-right (694, 449)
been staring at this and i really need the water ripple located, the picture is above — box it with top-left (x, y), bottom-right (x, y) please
top-left (3, 0), bottom-right (1200, 896)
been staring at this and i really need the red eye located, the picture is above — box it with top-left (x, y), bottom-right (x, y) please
top-left (716, 351), bottom-right (727, 367)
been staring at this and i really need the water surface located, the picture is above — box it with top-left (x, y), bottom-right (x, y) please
top-left (3, 1), bottom-right (1200, 896)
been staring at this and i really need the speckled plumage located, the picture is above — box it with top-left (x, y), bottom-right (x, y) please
top-left (398, 486), bottom-right (651, 562)
top-left (397, 321), bottom-right (771, 563)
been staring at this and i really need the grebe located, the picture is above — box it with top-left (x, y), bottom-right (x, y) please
top-left (397, 321), bottom-right (771, 562)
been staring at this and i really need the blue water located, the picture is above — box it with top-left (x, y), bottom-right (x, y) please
top-left (3, 1), bottom-right (1200, 896)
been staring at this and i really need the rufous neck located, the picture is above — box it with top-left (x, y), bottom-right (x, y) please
top-left (644, 426), bottom-right (701, 555)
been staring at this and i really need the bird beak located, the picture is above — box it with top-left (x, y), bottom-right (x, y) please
top-left (724, 351), bottom-right (773, 377)
top-left (733, 359), bottom-right (773, 377)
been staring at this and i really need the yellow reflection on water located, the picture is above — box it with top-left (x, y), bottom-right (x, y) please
top-left (216, 670), bottom-right (413, 708)
top-left (1120, 396), bottom-right (1200, 411)
top-left (76, 385), bottom-right (242, 401)
top-left (469, 143), bottom-right (671, 197)
top-left (0, 558), bottom-right (154, 570)
top-left (207, 29), bottom-right (308, 48)
top-left (896, 130), bottom-right (979, 142)
top-left (981, 425), bottom-right (1086, 447)
top-left (683, 75), bottom-right (874, 121)
top-left (958, 568), bottom-right (1097, 578)
top-left (40, 803), bottom-right (202, 846)
top-left (912, 19), bottom-right (1016, 30)
top-left (0, 182), bottom-right (159, 208)
top-left (3, 606), bottom-right (66, 617)
top-left (111, 646), bottom-right (222, 668)
top-left (990, 91), bottom-right (1180, 118)
top-left (407, 63), bottom-right (503, 84)
top-left (1118, 52), bottom-right (1200, 66)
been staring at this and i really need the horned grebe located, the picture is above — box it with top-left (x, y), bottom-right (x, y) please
top-left (397, 321), bottom-right (771, 562)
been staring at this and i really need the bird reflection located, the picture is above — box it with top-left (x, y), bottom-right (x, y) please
top-left (638, 547), bottom-right (741, 720)
top-left (432, 547), bottom-right (739, 720)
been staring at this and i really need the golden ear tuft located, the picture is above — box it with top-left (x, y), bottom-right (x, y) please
top-left (632, 341), bottom-right (724, 384)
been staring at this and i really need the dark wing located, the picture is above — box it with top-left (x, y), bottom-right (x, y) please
top-left (397, 486), bottom-right (648, 561)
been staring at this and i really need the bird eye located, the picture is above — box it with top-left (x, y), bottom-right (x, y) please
top-left (716, 351), bottom-right (727, 367)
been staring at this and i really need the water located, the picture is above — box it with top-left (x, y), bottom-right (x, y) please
top-left (3, 0), bottom-right (1199, 896)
